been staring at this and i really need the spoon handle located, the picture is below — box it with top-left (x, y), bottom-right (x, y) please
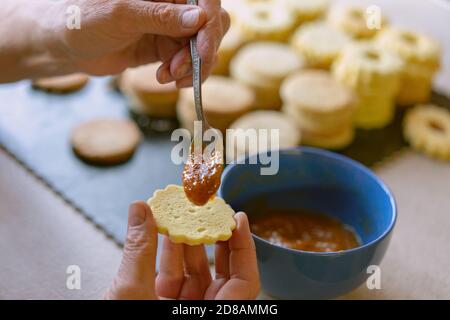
top-left (187, 0), bottom-right (205, 124)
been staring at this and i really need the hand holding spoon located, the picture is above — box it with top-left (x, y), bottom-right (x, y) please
top-left (182, 0), bottom-right (224, 206)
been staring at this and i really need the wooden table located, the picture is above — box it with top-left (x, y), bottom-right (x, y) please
top-left (0, 0), bottom-right (449, 299)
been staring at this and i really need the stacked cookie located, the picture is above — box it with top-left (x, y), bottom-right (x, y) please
top-left (291, 21), bottom-right (352, 69)
top-left (333, 42), bottom-right (403, 129)
top-left (328, 6), bottom-right (387, 39)
top-left (281, 70), bottom-right (355, 150)
top-left (177, 76), bottom-right (255, 133)
top-left (377, 28), bottom-right (441, 106)
top-left (120, 63), bottom-right (179, 118)
top-left (227, 110), bottom-right (301, 161)
top-left (236, 0), bottom-right (295, 42)
top-left (230, 42), bottom-right (304, 110)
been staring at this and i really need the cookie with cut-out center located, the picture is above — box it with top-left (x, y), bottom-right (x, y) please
top-left (377, 27), bottom-right (441, 105)
top-left (147, 185), bottom-right (236, 246)
top-left (403, 104), bottom-right (450, 161)
top-left (332, 41), bottom-right (403, 95)
top-left (291, 21), bottom-right (351, 69)
top-left (328, 6), bottom-right (387, 39)
top-left (332, 42), bottom-right (402, 128)
top-left (236, 1), bottom-right (295, 42)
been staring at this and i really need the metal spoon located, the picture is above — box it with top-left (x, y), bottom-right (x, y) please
top-left (186, 0), bottom-right (223, 152)
top-left (181, 0), bottom-right (224, 206)
top-left (187, 0), bottom-right (207, 131)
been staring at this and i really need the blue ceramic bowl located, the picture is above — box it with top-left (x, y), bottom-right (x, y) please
top-left (219, 147), bottom-right (396, 300)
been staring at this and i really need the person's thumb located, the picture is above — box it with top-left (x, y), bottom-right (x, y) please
top-left (105, 201), bottom-right (158, 300)
top-left (127, 2), bottom-right (206, 37)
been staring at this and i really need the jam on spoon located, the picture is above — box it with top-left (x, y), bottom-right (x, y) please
top-left (182, 144), bottom-right (223, 206)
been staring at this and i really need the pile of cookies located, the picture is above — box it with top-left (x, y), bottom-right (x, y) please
top-left (30, 0), bottom-right (447, 163)
top-left (217, 0), bottom-right (446, 160)
top-left (281, 70), bottom-right (355, 150)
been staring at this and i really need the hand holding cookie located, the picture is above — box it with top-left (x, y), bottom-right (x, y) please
top-left (105, 202), bottom-right (260, 300)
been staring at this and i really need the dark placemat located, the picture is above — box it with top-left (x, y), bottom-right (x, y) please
top-left (0, 78), bottom-right (183, 244)
top-left (0, 78), bottom-right (449, 248)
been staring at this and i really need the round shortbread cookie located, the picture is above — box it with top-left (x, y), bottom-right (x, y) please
top-left (147, 185), bottom-right (236, 246)
top-left (180, 76), bottom-right (254, 116)
top-left (236, 1), bottom-right (295, 42)
top-left (230, 42), bottom-right (303, 110)
top-left (228, 110), bottom-right (301, 160)
top-left (302, 125), bottom-right (355, 150)
top-left (177, 97), bottom-right (234, 134)
top-left (71, 118), bottom-right (141, 165)
top-left (403, 104), bottom-right (450, 161)
top-left (32, 73), bottom-right (89, 93)
top-left (377, 27), bottom-right (441, 70)
top-left (120, 63), bottom-right (179, 117)
top-left (284, 0), bottom-right (329, 25)
top-left (281, 70), bottom-right (356, 119)
top-left (230, 63), bottom-right (282, 110)
top-left (328, 6), bottom-right (387, 39)
top-left (291, 21), bottom-right (352, 69)
top-left (229, 58), bottom-right (282, 110)
top-left (230, 54), bottom-right (279, 90)
top-left (283, 103), bottom-right (353, 134)
top-left (332, 41), bottom-right (403, 95)
top-left (179, 76), bottom-right (254, 132)
top-left (231, 42), bottom-right (304, 85)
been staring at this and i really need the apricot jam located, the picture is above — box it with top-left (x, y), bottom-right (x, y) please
top-left (251, 209), bottom-right (360, 253)
top-left (182, 149), bottom-right (223, 206)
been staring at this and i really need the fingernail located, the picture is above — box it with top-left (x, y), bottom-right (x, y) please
top-left (182, 8), bottom-right (201, 28)
top-left (128, 203), bottom-right (146, 227)
top-left (159, 67), bottom-right (173, 83)
top-left (175, 62), bottom-right (191, 79)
